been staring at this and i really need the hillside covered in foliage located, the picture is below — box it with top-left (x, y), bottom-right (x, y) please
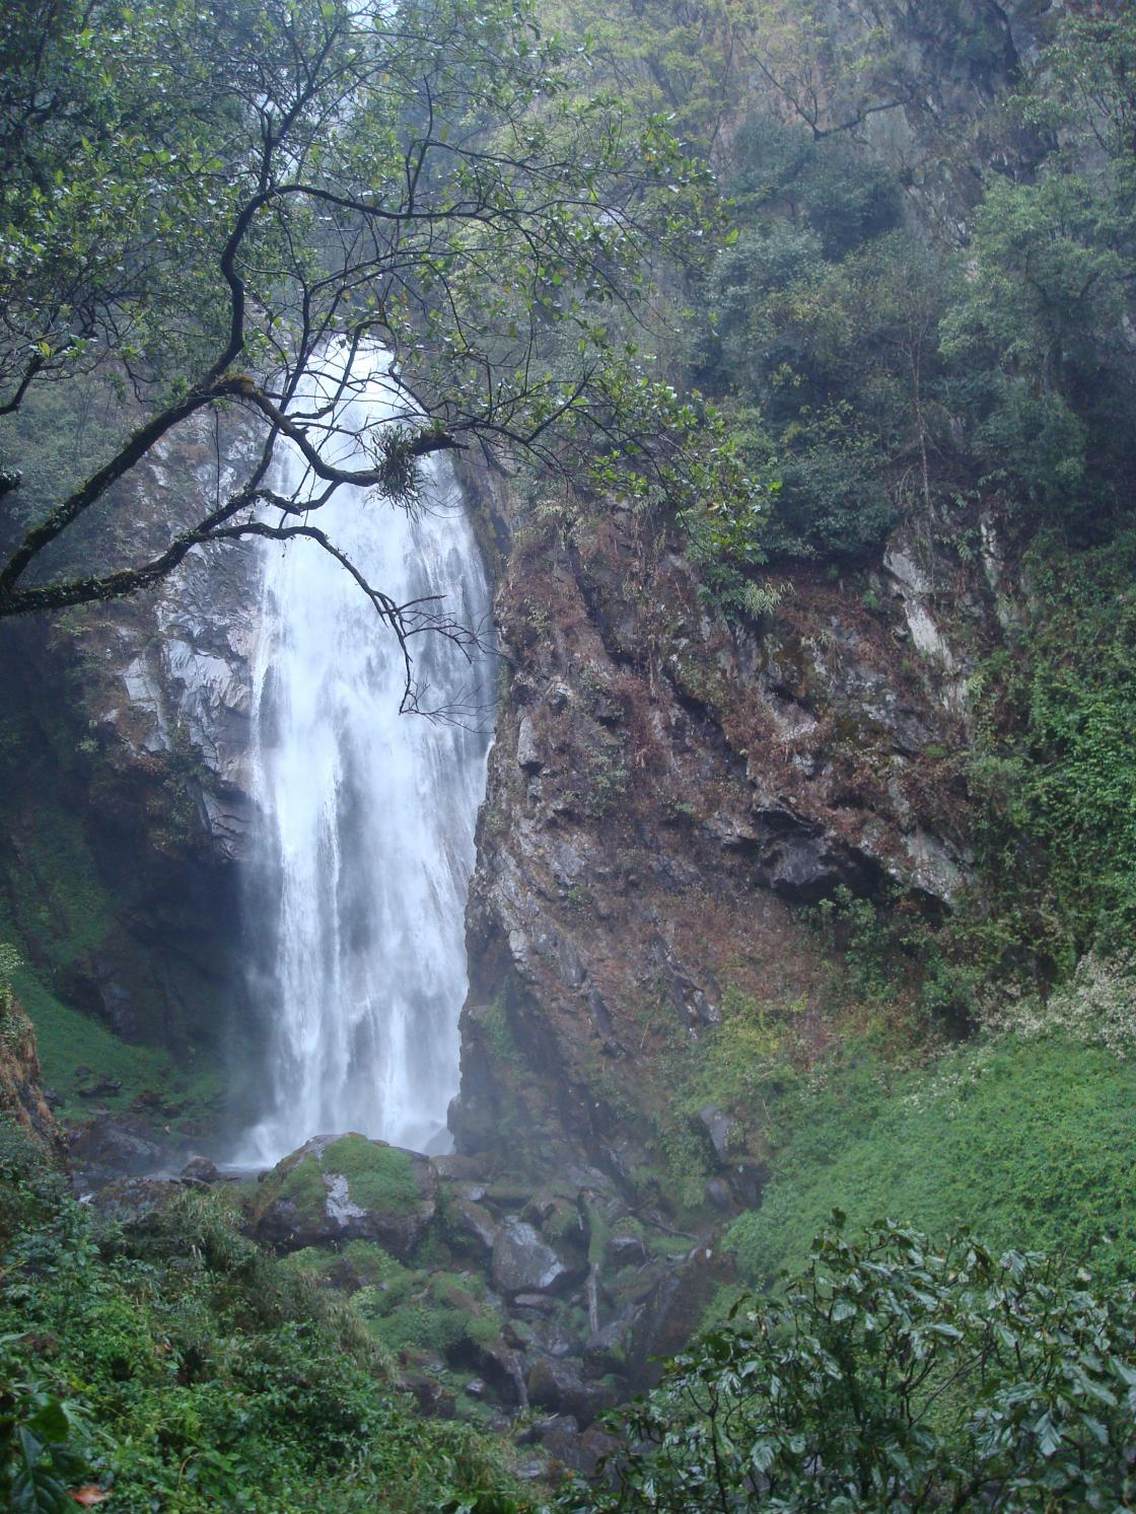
top-left (1, 0), bottom-right (1134, 1507)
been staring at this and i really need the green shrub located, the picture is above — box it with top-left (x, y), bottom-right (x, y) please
top-left (0, 1185), bottom-right (530, 1511)
top-left (968, 533), bottom-right (1136, 963)
top-left (558, 1220), bottom-right (1136, 1512)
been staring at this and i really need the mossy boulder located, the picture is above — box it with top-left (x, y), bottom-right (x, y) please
top-left (249, 1133), bottom-right (438, 1258)
top-left (355, 1264), bottom-right (519, 1396)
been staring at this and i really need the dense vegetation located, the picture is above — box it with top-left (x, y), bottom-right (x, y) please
top-left (559, 1222), bottom-right (1136, 1512)
top-left (0, 1123), bottom-right (526, 1512)
top-left (1, 0), bottom-right (1135, 1507)
top-left (726, 1033), bottom-right (1136, 1290)
top-left (6, 1121), bottom-right (1132, 1511)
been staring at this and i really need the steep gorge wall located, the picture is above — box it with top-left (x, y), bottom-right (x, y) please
top-left (0, 414), bottom-right (261, 1096)
top-left (452, 464), bottom-right (1014, 1205)
top-left (447, 0), bottom-right (1068, 1203)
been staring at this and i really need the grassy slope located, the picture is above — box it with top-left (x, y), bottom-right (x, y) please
top-left (8, 965), bottom-right (221, 1124)
top-left (727, 1033), bottom-right (1136, 1289)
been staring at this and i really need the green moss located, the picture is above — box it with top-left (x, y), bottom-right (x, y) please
top-left (480, 996), bottom-right (516, 1063)
top-left (353, 1255), bottom-right (417, 1314)
top-left (5, 958), bottom-right (220, 1126)
top-left (339, 1239), bottom-right (403, 1285)
top-left (634, 985), bottom-right (805, 1215)
top-left (542, 1200), bottom-right (583, 1244)
top-left (465, 1310), bottom-right (503, 1348)
top-left (357, 1267), bottom-right (504, 1361)
top-left (322, 1134), bottom-right (420, 1214)
top-left (682, 986), bottom-right (798, 1117)
top-left (727, 1034), bottom-right (1136, 1288)
top-left (275, 1154), bottom-right (327, 1221)
top-left (432, 1270), bottom-right (487, 1309)
top-left (364, 1301), bottom-right (469, 1355)
top-left (1, 810), bottom-right (113, 973)
top-left (276, 1246), bottom-right (341, 1282)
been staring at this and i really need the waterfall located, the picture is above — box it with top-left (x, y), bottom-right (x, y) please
top-left (238, 345), bottom-right (493, 1165)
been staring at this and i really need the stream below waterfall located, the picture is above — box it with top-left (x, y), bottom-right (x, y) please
top-left (237, 346), bottom-right (493, 1166)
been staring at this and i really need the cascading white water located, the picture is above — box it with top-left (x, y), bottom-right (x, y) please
top-left (239, 346), bottom-right (493, 1165)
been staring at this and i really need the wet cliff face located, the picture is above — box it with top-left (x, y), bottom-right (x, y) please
top-left (453, 471), bottom-right (1009, 1208)
top-left (55, 413), bottom-right (263, 867)
top-left (0, 414), bottom-right (261, 1068)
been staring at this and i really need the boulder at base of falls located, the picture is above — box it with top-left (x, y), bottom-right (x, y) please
top-left (69, 1112), bottom-right (187, 1188)
top-left (625, 1241), bottom-right (737, 1389)
top-left (88, 1177), bottom-right (183, 1228)
top-left (248, 1133), bottom-right (438, 1259)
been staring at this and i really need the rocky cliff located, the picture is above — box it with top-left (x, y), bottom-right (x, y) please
top-left (0, 412), bottom-right (262, 1132)
top-left (451, 460), bottom-right (1017, 1217)
top-left (0, 993), bottom-right (65, 1160)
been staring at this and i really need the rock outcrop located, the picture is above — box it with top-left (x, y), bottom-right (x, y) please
top-left (0, 995), bottom-right (65, 1160)
top-left (0, 411), bottom-right (262, 1069)
top-left (249, 1133), bottom-right (440, 1258)
top-left (452, 466), bottom-right (996, 1191)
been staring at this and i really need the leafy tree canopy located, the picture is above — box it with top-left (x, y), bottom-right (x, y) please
top-left (0, 0), bottom-right (726, 694)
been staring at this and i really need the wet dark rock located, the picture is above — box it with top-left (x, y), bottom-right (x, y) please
top-left (510, 1292), bottom-right (559, 1315)
top-left (540, 1421), bottom-right (590, 1474)
top-left (697, 1105), bottom-right (738, 1165)
top-left (452, 1338), bottom-right (527, 1407)
top-left (576, 1425), bottom-right (622, 1482)
top-left (449, 1195), bottom-right (499, 1260)
top-left (524, 1317), bottom-right (579, 1360)
top-left (518, 1412), bottom-right (615, 1479)
top-left (516, 1412), bottom-right (579, 1448)
top-left (728, 1159), bottom-right (768, 1208)
top-left (69, 1114), bottom-right (180, 1185)
top-left (627, 1242), bottom-right (737, 1389)
top-left (517, 714), bottom-right (543, 772)
top-left (582, 1316), bottom-right (632, 1378)
top-left (180, 1155), bottom-right (221, 1184)
top-left (706, 1177), bottom-right (733, 1210)
top-left (525, 1192), bottom-right (588, 1262)
top-left (399, 1370), bottom-right (456, 1419)
top-left (87, 1177), bottom-right (180, 1226)
top-left (75, 1072), bottom-right (123, 1100)
top-left (491, 1216), bottom-right (586, 1297)
top-left (432, 1152), bottom-right (492, 1184)
top-left (606, 1232), bottom-right (648, 1268)
top-left (526, 1355), bottom-right (618, 1427)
